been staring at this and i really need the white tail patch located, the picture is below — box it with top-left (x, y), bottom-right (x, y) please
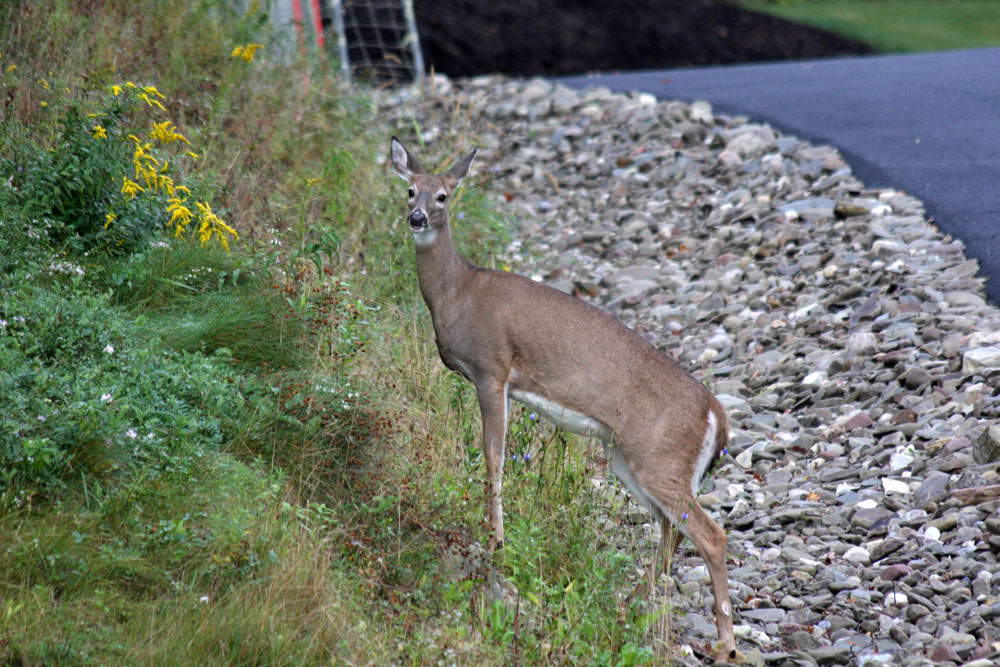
top-left (691, 411), bottom-right (718, 497)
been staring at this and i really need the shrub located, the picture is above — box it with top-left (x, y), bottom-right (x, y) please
top-left (0, 82), bottom-right (236, 255)
top-left (0, 278), bottom-right (268, 500)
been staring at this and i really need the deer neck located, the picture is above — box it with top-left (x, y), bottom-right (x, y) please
top-left (413, 219), bottom-right (472, 315)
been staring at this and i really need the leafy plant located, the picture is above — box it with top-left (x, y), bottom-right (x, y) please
top-left (1, 81), bottom-right (236, 255)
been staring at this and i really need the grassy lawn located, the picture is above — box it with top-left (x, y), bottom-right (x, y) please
top-left (743, 0), bottom-right (1000, 53)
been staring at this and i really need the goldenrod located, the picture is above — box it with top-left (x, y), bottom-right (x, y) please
top-left (231, 43), bottom-right (264, 63)
top-left (92, 125), bottom-right (107, 139)
top-left (121, 177), bottom-right (144, 199)
top-left (166, 198), bottom-right (194, 236)
top-left (150, 120), bottom-right (190, 146)
top-left (138, 92), bottom-right (166, 111)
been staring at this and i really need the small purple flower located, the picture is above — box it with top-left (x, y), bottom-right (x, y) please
top-left (529, 413), bottom-right (538, 421)
top-left (524, 452), bottom-right (532, 462)
top-left (511, 454), bottom-right (519, 462)
top-left (681, 513), bottom-right (689, 521)
top-left (457, 212), bottom-right (465, 219)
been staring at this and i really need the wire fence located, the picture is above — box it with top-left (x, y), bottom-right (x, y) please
top-left (328, 0), bottom-right (424, 86)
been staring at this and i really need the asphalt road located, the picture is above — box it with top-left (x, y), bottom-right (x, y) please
top-left (558, 48), bottom-right (1000, 305)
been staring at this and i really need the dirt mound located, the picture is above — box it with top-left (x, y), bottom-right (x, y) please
top-left (413, 0), bottom-right (872, 78)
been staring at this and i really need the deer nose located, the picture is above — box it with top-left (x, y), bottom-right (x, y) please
top-left (408, 209), bottom-right (427, 230)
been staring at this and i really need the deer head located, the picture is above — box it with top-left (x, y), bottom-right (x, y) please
top-left (390, 136), bottom-right (476, 246)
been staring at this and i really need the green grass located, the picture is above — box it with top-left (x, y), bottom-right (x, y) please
top-left (743, 0), bottom-right (1000, 53)
top-left (0, 1), bottom-right (675, 664)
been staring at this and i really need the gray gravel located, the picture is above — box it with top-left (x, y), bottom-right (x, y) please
top-left (376, 74), bottom-right (1000, 666)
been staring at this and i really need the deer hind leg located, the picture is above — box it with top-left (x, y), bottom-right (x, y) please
top-left (477, 382), bottom-right (509, 551)
top-left (678, 503), bottom-right (742, 663)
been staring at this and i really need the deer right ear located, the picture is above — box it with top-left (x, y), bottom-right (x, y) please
top-left (390, 136), bottom-right (422, 182)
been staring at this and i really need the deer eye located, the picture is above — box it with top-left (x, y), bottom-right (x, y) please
top-left (437, 193), bottom-right (447, 203)
top-left (407, 188), bottom-right (415, 198)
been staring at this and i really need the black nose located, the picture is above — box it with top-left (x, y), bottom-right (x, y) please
top-left (408, 210), bottom-right (427, 229)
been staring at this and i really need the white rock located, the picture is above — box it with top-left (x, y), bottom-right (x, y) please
top-left (735, 449), bottom-right (754, 469)
top-left (889, 451), bottom-right (915, 472)
top-left (884, 592), bottom-right (908, 607)
top-left (843, 546), bottom-right (871, 564)
top-left (923, 526), bottom-right (941, 542)
top-left (689, 100), bottom-right (713, 124)
top-left (963, 346), bottom-right (1000, 374)
top-left (847, 332), bottom-right (878, 356)
top-left (801, 370), bottom-right (827, 389)
top-left (882, 478), bottom-right (911, 495)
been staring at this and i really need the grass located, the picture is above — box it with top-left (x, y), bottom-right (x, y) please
top-left (742, 0), bottom-right (1000, 53)
top-left (0, 1), bottom-right (675, 664)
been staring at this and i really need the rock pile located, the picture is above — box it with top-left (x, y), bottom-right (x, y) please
top-left (376, 75), bottom-right (1000, 665)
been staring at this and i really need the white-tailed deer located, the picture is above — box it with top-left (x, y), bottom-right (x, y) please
top-left (390, 137), bottom-right (742, 663)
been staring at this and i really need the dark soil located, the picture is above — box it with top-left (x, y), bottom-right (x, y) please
top-left (412, 0), bottom-right (873, 78)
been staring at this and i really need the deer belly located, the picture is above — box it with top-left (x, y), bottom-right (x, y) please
top-left (508, 389), bottom-right (612, 442)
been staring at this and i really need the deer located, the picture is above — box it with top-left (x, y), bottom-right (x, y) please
top-left (390, 136), bottom-right (743, 663)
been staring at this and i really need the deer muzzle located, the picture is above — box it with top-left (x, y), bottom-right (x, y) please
top-left (408, 209), bottom-right (428, 231)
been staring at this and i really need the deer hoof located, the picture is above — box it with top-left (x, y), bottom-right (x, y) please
top-left (711, 644), bottom-right (745, 664)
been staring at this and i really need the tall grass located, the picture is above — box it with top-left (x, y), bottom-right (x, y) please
top-left (1, 1), bottom-right (683, 664)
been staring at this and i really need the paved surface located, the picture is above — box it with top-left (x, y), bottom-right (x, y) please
top-left (559, 48), bottom-right (1000, 304)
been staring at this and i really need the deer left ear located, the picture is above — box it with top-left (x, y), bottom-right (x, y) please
top-left (447, 147), bottom-right (477, 185)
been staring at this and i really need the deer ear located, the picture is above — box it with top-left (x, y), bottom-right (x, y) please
top-left (447, 147), bottom-right (477, 185)
top-left (390, 136), bottom-right (423, 182)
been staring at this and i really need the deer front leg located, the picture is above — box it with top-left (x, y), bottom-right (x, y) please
top-left (477, 382), bottom-right (509, 551)
top-left (631, 507), bottom-right (686, 602)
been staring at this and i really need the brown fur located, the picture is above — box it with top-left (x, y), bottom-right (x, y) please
top-left (390, 137), bottom-right (743, 662)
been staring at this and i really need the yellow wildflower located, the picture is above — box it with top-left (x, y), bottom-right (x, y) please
top-left (40, 100), bottom-right (48, 108)
top-left (111, 85), bottom-right (123, 96)
top-left (92, 125), bottom-right (107, 139)
top-left (231, 43), bottom-right (263, 63)
top-left (140, 164), bottom-right (157, 191)
top-left (6, 65), bottom-right (16, 73)
top-left (39, 78), bottom-right (49, 90)
top-left (194, 201), bottom-right (238, 251)
top-left (121, 176), bottom-right (145, 199)
top-left (186, 151), bottom-right (199, 160)
top-left (150, 120), bottom-right (190, 145)
top-left (104, 213), bottom-right (116, 229)
top-left (159, 173), bottom-right (177, 197)
top-left (166, 198), bottom-right (194, 236)
top-left (306, 177), bottom-right (323, 187)
top-left (138, 92), bottom-right (166, 111)
top-left (125, 81), bottom-right (137, 89)
top-left (143, 85), bottom-right (165, 100)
